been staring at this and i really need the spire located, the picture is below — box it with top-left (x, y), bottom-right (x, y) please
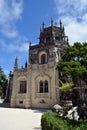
top-left (42, 21), bottom-right (44, 31)
top-left (63, 25), bottom-right (65, 36)
top-left (14, 56), bottom-right (18, 71)
top-left (51, 18), bottom-right (53, 26)
top-left (59, 20), bottom-right (62, 29)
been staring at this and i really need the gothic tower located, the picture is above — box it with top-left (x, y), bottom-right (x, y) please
top-left (10, 19), bottom-right (69, 108)
top-left (28, 19), bottom-right (69, 108)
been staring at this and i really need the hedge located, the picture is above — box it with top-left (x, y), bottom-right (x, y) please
top-left (41, 112), bottom-right (87, 130)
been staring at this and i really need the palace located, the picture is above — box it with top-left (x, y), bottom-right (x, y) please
top-left (7, 19), bottom-right (69, 108)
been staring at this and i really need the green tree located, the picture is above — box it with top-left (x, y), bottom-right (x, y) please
top-left (0, 67), bottom-right (8, 97)
top-left (57, 42), bottom-right (87, 83)
top-left (57, 42), bottom-right (87, 118)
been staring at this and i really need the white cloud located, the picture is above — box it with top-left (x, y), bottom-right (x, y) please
top-left (0, 37), bottom-right (29, 52)
top-left (6, 43), bottom-right (29, 52)
top-left (54, 0), bottom-right (87, 44)
top-left (65, 20), bottom-right (87, 44)
top-left (0, 0), bottom-right (29, 53)
top-left (0, 0), bottom-right (23, 38)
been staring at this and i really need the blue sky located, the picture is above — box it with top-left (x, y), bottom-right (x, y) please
top-left (0, 0), bottom-right (87, 76)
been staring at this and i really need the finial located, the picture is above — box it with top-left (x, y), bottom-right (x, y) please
top-left (25, 61), bottom-right (27, 68)
top-left (51, 18), bottom-right (53, 26)
top-left (15, 56), bottom-right (18, 66)
top-left (14, 56), bottom-right (18, 71)
top-left (29, 41), bottom-right (32, 46)
top-left (42, 21), bottom-right (44, 30)
top-left (67, 37), bottom-right (69, 43)
top-left (40, 26), bottom-right (42, 32)
top-left (59, 19), bottom-right (62, 28)
top-left (63, 25), bottom-right (65, 35)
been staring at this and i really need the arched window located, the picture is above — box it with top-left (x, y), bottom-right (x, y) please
top-left (45, 80), bottom-right (48, 93)
top-left (39, 80), bottom-right (48, 93)
top-left (20, 81), bottom-right (27, 93)
top-left (41, 54), bottom-right (46, 64)
top-left (39, 81), bottom-right (43, 93)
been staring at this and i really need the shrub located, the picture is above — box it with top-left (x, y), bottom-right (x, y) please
top-left (41, 112), bottom-right (87, 130)
top-left (41, 113), bottom-right (68, 130)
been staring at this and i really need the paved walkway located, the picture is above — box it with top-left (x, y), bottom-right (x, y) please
top-left (0, 99), bottom-right (50, 130)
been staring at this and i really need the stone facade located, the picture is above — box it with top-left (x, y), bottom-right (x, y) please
top-left (8, 19), bottom-right (69, 108)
